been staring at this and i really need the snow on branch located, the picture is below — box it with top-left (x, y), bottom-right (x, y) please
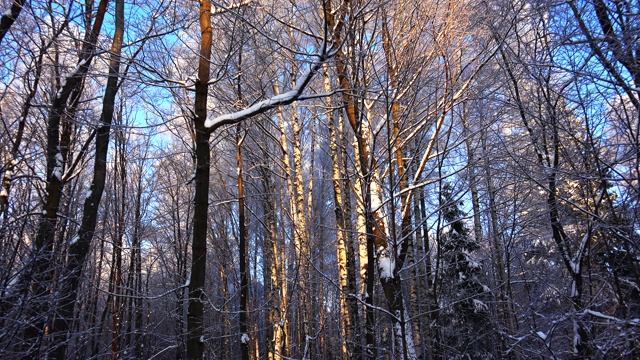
top-left (204, 41), bottom-right (334, 132)
top-left (583, 309), bottom-right (640, 325)
top-left (212, 0), bottom-right (254, 15)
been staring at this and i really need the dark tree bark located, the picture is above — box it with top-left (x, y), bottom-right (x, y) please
top-left (184, 2), bottom-right (332, 357)
top-left (0, 0), bottom-right (25, 44)
top-left (16, 1), bottom-right (109, 357)
top-left (237, 124), bottom-right (250, 360)
top-left (46, 0), bottom-right (124, 357)
top-left (186, 0), bottom-right (213, 357)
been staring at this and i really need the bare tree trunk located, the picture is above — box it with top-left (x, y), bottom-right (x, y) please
top-left (48, 1), bottom-right (124, 357)
top-left (274, 80), bottom-right (309, 356)
top-left (325, 64), bottom-right (360, 359)
top-left (186, 1), bottom-right (212, 358)
top-left (16, 1), bottom-right (109, 356)
top-left (381, 12), bottom-right (422, 357)
top-left (123, 152), bottom-right (145, 359)
top-left (110, 129), bottom-right (128, 360)
top-left (414, 178), bottom-right (439, 360)
top-left (0, 0), bottom-right (26, 44)
top-left (274, 68), bottom-right (311, 357)
top-left (262, 160), bottom-right (288, 359)
top-left (237, 124), bottom-right (250, 360)
top-left (480, 131), bottom-right (520, 359)
top-left (291, 100), bottom-right (312, 358)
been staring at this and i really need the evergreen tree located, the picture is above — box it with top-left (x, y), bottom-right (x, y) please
top-left (439, 183), bottom-right (493, 359)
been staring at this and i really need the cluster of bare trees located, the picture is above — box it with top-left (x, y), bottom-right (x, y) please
top-left (0, 0), bottom-right (638, 359)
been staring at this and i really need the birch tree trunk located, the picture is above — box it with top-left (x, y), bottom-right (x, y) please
top-left (323, 2), bottom-right (421, 357)
top-left (290, 100), bottom-right (312, 357)
top-left (260, 141), bottom-right (289, 359)
top-left (325, 64), bottom-right (361, 359)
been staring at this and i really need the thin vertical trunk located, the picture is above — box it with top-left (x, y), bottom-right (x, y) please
top-left (110, 229), bottom-right (123, 360)
top-left (278, 187), bottom-right (291, 358)
top-left (261, 150), bottom-right (289, 359)
top-left (341, 119), bottom-right (361, 358)
top-left (82, 229), bottom-right (105, 357)
top-left (234, 37), bottom-right (251, 360)
top-left (291, 100), bottom-right (311, 358)
top-left (237, 124), bottom-right (250, 360)
top-left (172, 186), bottom-right (191, 360)
top-left (220, 264), bottom-right (231, 359)
top-left (110, 132), bottom-right (127, 360)
top-left (414, 179), bottom-right (437, 360)
top-left (480, 132), bottom-right (519, 359)
top-left (262, 167), bottom-right (275, 359)
top-left (307, 113), bottom-right (317, 357)
top-left (133, 219), bottom-right (144, 359)
top-left (274, 79), bottom-right (307, 357)
top-left (275, 56), bottom-right (311, 355)
top-left (95, 232), bottom-right (118, 358)
top-left (124, 158), bottom-right (145, 358)
top-left (251, 233), bottom-right (260, 360)
top-left (325, 65), bottom-right (359, 359)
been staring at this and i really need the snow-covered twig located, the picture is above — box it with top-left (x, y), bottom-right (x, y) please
top-left (204, 38), bottom-right (335, 131)
top-left (583, 309), bottom-right (640, 325)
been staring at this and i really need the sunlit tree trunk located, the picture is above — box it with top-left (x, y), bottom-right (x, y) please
top-left (291, 100), bottom-right (312, 357)
top-left (325, 64), bottom-right (361, 359)
top-left (273, 80), bottom-right (309, 356)
top-left (278, 184), bottom-right (291, 358)
top-left (321, 2), bottom-right (380, 357)
top-left (186, 1), bottom-right (213, 358)
top-left (381, 11), bottom-right (422, 357)
top-left (261, 151), bottom-right (288, 359)
top-left (274, 62), bottom-right (311, 357)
